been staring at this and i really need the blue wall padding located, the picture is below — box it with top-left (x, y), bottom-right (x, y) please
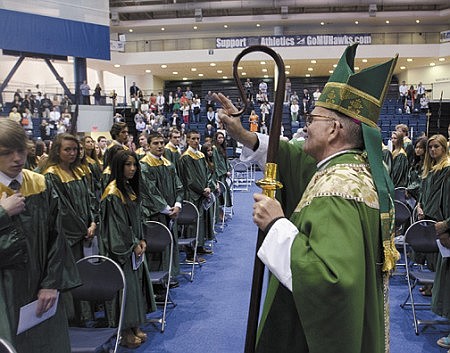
top-left (0, 9), bottom-right (110, 60)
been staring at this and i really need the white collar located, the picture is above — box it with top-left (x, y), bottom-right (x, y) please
top-left (317, 150), bottom-right (354, 170)
top-left (0, 170), bottom-right (23, 187)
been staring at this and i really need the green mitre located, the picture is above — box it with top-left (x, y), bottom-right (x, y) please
top-left (316, 43), bottom-right (398, 128)
top-left (318, 43), bottom-right (400, 272)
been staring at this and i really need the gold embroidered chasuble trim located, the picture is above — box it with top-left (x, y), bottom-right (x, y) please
top-left (294, 161), bottom-right (379, 214)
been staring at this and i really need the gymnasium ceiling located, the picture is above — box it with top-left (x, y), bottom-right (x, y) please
top-left (98, 0), bottom-right (450, 81)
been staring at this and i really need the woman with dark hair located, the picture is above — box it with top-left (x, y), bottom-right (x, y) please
top-left (213, 131), bottom-right (232, 208)
top-left (201, 142), bottom-right (218, 239)
top-left (101, 144), bottom-right (124, 192)
top-left (390, 130), bottom-right (409, 187)
top-left (99, 150), bottom-right (156, 348)
top-left (406, 136), bottom-right (427, 201)
top-left (81, 136), bottom-right (102, 197)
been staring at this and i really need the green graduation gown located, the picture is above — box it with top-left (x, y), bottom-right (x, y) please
top-left (431, 166), bottom-right (450, 319)
top-left (0, 170), bottom-right (80, 353)
top-left (213, 146), bottom-right (232, 207)
top-left (390, 149), bottom-right (409, 187)
top-left (140, 154), bottom-right (184, 276)
top-left (254, 142), bottom-right (386, 353)
top-left (419, 165), bottom-right (450, 271)
top-left (43, 165), bottom-right (95, 261)
top-left (178, 149), bottom-right (214, 246)
top-left (99, 181), bottom-right (156, 328)
top-left (164, 143), bottom-right (181, 170)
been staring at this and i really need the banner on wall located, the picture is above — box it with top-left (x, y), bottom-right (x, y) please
top-left (440, 30), bottom-right (450, 43)
top-left (215, 34), bottom-right (372, 49)
top-left (110, 40), bottom-right (125, 52)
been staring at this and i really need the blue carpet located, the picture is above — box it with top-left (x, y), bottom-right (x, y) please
top-left (122, 172), bottom-right (449, 353)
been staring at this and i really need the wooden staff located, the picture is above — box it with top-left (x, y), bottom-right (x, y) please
top-left (231, 45), bottom-right (286, 353)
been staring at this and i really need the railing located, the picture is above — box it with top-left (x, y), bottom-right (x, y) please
top-left (120, 32), bottom-right (441, 53)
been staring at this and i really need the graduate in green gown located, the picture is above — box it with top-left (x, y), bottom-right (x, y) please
top-left (164, 129), bottom-right (182, 168)
top-left (103, 122), bottom-right (129, 166)
top-left (417, 135), bottom-right (450, 280)
top-left (81, 136), bottom-right (103, 199)
top-left (135, 132), bottom-right (149, 161)
top-left (99, 150), bottom-right (156, 349)
top-left (178, 130), bottom-right (215, 260)
top-left (406, 137), bottom-right (426, 201)
top-left (201, 141), bottom-right (219, 239)
top-left (0, 120), bottom-right (80, 353)
top-left (213, 131), bottom-right (233, 207)
top-left (140, 132), bottom-right (183, 278)
top-left (390, 131), bottom-right (409, 187)
top-left (214, 43), bottom-right (398, 353)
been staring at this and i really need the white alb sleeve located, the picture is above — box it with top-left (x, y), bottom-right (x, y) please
top-left (240, 133), bottom-right (269, 171)
top-left (257, 218), bottom-right (298, 292)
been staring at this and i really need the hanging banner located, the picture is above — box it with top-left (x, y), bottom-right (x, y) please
top-left (216, 34), bottom-right (372, 49)
top-left (440, 30), bottom-right (450, 43)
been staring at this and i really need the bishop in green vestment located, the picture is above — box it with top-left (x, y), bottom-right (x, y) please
top-left (214, 43), bottom-right (398, 353)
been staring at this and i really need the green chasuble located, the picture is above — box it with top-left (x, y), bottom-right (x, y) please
top-left (178, 149), bottom-right (215, 246)
top-left (430, 166), bottom-right (450, 319)
top-left (0, 170), bottom-right (80, 353)
top-left (390, 150), bottom-right (409, 187)
top-left (99, 181), bottom-right (156, 328)
top-left (140, 154), bottom-right (183, 276)
top-left (256, 146), bottom-right (386, 353)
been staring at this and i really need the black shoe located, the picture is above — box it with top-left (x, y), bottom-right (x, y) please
top-left (186, 256), bottom-right (206, 264)
top-left (197, 247), bottom-right (213, 255)
top-left (169, 279), bottom-right (179, 288)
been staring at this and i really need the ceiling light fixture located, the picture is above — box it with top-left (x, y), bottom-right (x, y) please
top-left (385, 20), bottom-right (390, 24)
top-left (354, 66), bottom-right (360, 70)
top-left (400, 66), bottom-right (406, 70)
top-left (224, 24), bottom-right (228, 28)
top-left (183, 77), bottom-right (187, 80)
top-left (223, 76), bottom-right (228, 79)
top-left (238, 66), bottom-right (243, 70)
top-left (264, 75), bottom-right (269, 78)
top-left (217, 70), bottom-right (223, 73)
top-left (191, 68), bottom-right (197, 71)
top-left (355, 20), bottom-right (359, 24)
top-left (210, 63), bottom-right (216, 66)
top-left (242, 72), bottom-right (247, 76)
top-left (193, 26), bottom-right (198, 30)
top-left (362, 59), bottom-right (368, 63)
top-left (429, 62), bottom-right (436, 66)
top-left (285, 65), bottom-right (291, 69)
top-left (307, 67), bottom-right (313, 71)
top-left (306, 74), bottom-right (311, 77)
top-left (320, 22), bottom-right (325, 26)
top-left (145, 69), bottom-right (151, 73)
top-left (416, 19), bottom-right (420, 24)
top-left (198, 73), bottom-right (204, 76)
top-left (161, 64), bottom-right (167, 68)
top-left (114, 64), bottom-right (120, 68)
top-left (128, 29), bottom-right (133, 33)
top-left (285, 71), bottom-right (290, 75)
top-left (262, 68), bottom-right (268, 72)
top-left (256, 24), bottom-right (260, 27)
top-left (439, 58), bottom-right (445, 62)
top-left (329, 70), bottom-right (334, 74)
top-left (311, 60), bottom-right (316, 64)
top-left (161, 27), bottom-right (165, 31)
top-left (172, 71), bottom-right (178, 75)
top-left (407, 58), bottom-right (413, 62)
top-left (260, 61), bottom-right (266, 65)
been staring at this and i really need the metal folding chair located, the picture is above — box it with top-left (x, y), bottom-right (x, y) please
top-left (69, 255), bottom-right (126, 353)
top-left (177, 200), bottom-right (201, 282)
top-left (143, 221), bottom-right (176, 332)
top-left (0, 338), bottom-right (17, 353)
top-left (400, 220), bottom-right (450, 335)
